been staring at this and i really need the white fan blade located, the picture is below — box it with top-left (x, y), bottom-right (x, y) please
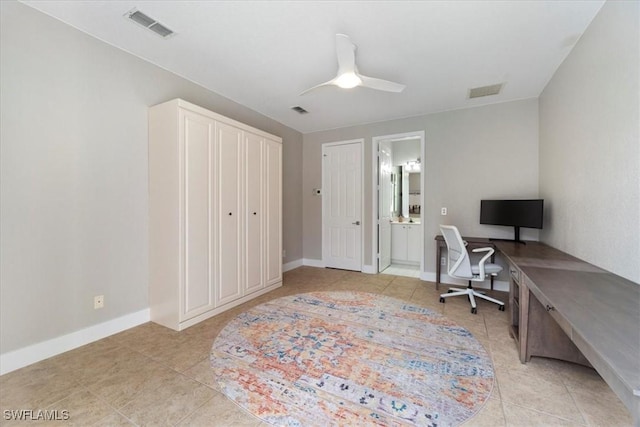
top-left (299, 78), bottom-right (338, 96)
top-left (359, 74), bottom-right (406, 93)
top-left (335, 33), bottom-right (357, 75)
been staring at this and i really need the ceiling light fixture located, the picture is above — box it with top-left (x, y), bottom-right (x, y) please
top-left (405, 158), bottom-right (421, 172)
top-left (334, 72), bottom-right (362, 89)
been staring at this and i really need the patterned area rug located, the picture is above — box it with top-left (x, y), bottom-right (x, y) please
top-left (210, 292), bottom-right (494, 426)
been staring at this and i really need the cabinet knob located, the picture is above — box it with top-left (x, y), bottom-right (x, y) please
top-left (253, 212), bottom-right (257, 215)
top-left (228, 212), bottom-right (232, 216)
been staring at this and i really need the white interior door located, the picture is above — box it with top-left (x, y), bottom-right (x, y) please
top-left (323, 141), bottom-right (362, 271)
top-left (378, 141), bottom-right (392, 272)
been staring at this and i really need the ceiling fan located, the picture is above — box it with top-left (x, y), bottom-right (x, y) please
top-left (300, 34), bottom-right (406, 95)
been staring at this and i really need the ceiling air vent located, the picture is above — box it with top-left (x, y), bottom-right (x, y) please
top-left (468, 83), bottom-right (503, 99)
top-left (291, 106), bottom-right (309, 114)
top-left (125, 9), bottom-right (175, 38)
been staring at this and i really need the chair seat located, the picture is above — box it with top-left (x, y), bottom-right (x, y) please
top-left (471, 263), bottom-right (502, 275)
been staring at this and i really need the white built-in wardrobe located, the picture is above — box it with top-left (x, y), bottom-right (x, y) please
top-left (149, 99), bottom-right (282, 331)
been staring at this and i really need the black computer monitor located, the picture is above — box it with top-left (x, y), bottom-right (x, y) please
top-left (480, 199), bottom-right (544, 243)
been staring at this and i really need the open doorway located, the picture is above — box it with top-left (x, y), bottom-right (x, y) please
top-left (372, 132), bottom-right (425, 278)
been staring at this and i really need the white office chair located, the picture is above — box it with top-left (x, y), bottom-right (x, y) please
top-left (439, 225), bottom-right (505, 314)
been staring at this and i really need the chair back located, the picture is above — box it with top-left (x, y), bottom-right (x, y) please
top-left (440, 225), bottom-right (473, 279)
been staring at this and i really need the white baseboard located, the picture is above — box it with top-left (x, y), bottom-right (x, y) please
top-left (361, 265), bottom-right (375, 274)
top-left (302, 258), bottom-right (325, 268)
top-left (420, 271), bottom-right (437, 282)
top-left (283, 259), bottom-right (303, 272)
top-left (0, 309), bottom-right (150, 375)
top-left (302, 259), bottom-right (375, 274)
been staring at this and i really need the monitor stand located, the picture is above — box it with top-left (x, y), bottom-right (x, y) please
top-left (489, 226), bottom-right (526, 244)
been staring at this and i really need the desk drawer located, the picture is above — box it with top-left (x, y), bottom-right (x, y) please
top-left (523, 275), bottom-right (572, 339)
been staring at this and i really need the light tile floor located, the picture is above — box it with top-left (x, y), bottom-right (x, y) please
top-left (380, 263), bottom-right (421, 278)
top-left (0, 267), bottom-right (633, 426)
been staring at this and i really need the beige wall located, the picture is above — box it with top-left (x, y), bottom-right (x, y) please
top-left (0, 1), bottom-right (303, 353)
top-left (303, 99), bottom-right (540, 277)
top-left (539, 0), bottom-right (639, 283)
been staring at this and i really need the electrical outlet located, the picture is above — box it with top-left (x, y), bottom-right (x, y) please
top-left (441, 207), bottom-right (447, 215)
top-left (94, 295), bottom-right (104, 309)
top-left (441, 257), bottom-right (447, 266)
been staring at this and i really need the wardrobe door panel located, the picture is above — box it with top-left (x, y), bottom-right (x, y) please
top-left (216, 122), bottom-right (243, 305)
top-left (182, 111), bottom-right (215, 319)
top-left (265, 139), bottom-right (282, 285)
top-left (245, 132), bottom-right (264, 295)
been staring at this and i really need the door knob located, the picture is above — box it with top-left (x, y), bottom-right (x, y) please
top-left (352, 221), bottom-right (360, 225)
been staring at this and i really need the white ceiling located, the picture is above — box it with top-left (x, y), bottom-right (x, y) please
top-left (21, 0), bottom-right (604, 133)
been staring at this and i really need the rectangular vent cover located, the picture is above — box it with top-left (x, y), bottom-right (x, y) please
top-left (291, 106), bottom-right (309, 114)
top-left (125, 9), bottom-right (175, 38)
top-left (469, 83), bottom-right (503, 99)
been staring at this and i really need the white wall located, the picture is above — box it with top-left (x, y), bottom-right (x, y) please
top-left (0, 1), bottom-right (303, 355)
top-left (303, 99), bottom-right (539, 276)
top-left (539, 0), bottom-right (639, 283)
top-left (391, 139), bottom-right (421, 166)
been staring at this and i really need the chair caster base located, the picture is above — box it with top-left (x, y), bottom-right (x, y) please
top-left (498, 305), bottom-right (505, 311)
top-left (439, 297), bottom-right (445, 303)
top-left (471, 307), bottom-right (477, 314)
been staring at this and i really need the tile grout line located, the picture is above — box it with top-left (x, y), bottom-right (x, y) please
top-left (171, 393), bottom-right (216, 426)
top-left (562, 375), bottom-right (592, 426)
top-left (503, 401), bottom-right (590, 426)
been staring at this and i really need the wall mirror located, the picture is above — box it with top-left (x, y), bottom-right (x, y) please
top-left (391, 166), bottom-right (421, 218)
